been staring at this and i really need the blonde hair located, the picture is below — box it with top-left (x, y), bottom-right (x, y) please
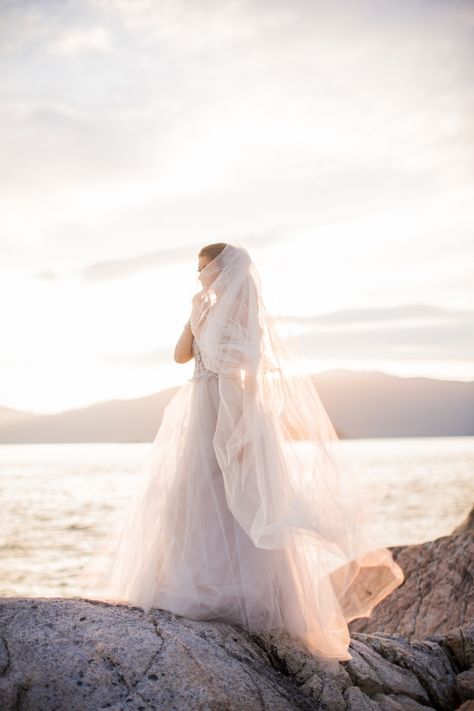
top-left (198, 242), bottom-right (228, 262)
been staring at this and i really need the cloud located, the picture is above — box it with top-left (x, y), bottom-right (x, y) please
top-left (80, 244), bottom-right (199, 281)
top-left (106, 302), bottom-right (474, 367)
top-left (48, 27), bottom-right (112, 55)
top-left (282, 303), bottom-right (474, 327)
top-left (0, 102), bottom-right (180, 195)
top-left (71, 225), bottom-right (301, 281)
top-left (0, 0), bottom-right (472, 202)
top-left (35, 270), bottom-right (61, 281)
top-left (283, 303), bottom-right (474, 361)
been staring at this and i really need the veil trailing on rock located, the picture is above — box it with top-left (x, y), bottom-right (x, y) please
top-left (76, 241), bottom-right (404, 661)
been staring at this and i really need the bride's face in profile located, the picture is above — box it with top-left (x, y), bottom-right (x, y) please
top-left (197, 255), bottom-right (216, 289)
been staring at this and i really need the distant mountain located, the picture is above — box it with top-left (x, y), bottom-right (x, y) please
top-left (313, 370), bottom-right (473, 438)
top-left (0, 389), bottom-right (177, 444)
top-left (0, 406), bottom-right (37, 427)
top-left (0, 371), bottom-right (472, 444)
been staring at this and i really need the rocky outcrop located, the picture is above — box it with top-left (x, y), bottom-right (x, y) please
top-left (348, 512), bottom-right (473, 640)
top-left (0, 507), bottom-right (473, 711)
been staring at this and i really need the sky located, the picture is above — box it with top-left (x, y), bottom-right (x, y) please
top-left (0, 0), bottom-right (473, 414)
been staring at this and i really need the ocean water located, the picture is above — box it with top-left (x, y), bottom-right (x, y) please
top-left (0, 437), bottom-right (472, 600)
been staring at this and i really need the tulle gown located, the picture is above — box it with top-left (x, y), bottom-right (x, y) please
top-left (78, 338), bottom-right (304, 629)
top-left (157, 338), bottom-right (306, 632)
top-left (77, 331), bottom-right (404, 661)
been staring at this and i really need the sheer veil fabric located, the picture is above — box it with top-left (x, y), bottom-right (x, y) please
top-left (76, 242), bottom-right (404, 661)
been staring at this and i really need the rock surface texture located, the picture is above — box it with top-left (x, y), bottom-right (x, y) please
top-left (348, 512), bottom-right (473, 641)
top-left (0, 506), bottom-right (473, 710)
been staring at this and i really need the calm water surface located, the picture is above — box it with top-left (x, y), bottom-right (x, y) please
top-left (0, 437), bottom-right (472, 599)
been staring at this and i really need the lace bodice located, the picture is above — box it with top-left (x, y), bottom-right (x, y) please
top-left (188, 336), bottom-right (218, 382)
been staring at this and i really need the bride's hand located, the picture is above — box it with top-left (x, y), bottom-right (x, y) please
top-left (191, 290), bottom-right (205, 310)
top-left (189, 290), bottom-right (208, 329)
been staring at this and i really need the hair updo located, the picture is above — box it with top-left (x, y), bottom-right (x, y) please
top-left (198, 242), bottom-right (228, 262)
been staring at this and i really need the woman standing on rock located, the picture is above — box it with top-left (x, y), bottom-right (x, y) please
top-left (77, 241), bottom-right (404, 661)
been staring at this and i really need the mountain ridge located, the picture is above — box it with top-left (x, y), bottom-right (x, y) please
top-left (0, 370), bottom-right (472, 443)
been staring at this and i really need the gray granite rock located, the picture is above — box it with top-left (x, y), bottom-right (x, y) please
top-left (0, 505), bottom-right (473, 710)
top-left (0, 596), bottom-right (472, 710)
top-left (349, 519), bottom-right (473, 641)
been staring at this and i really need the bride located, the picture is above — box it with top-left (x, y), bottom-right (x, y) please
top-left (76, 241), bottom-right (404, 661)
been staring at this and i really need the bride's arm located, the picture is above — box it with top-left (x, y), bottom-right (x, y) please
top-left (173, 320), bottom-right (194, 363)
top-left (175, 290), bottom-right (206, 364)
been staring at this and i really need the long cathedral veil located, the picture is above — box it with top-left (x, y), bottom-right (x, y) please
top-left (76, 241), bottom-right (404, 661)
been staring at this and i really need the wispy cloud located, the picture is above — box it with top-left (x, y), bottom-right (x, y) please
top-left (48, 27), bottom-right (112, 55)
top-left (35, 269), bottom-right (61, 281)
top-left (283, 304), bottom-right (474, 327)
top-left (108, 303), bottom-right (474, 366)
top-left (80, 245), bottom-right (199, 281)
top-left (0, 0), bottom-right (472, 200)
top-left (31, 224), bottom-right (304, 281)
top-left (291, 304), bottom-right (474, 361)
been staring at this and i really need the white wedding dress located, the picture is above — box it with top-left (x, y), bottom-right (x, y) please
top-left (78, 335), bottom-right (306, 635)
top-left (158, 335), bottom-right (306, 632)
top-left (77, 243), bottom-right (405, 661)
